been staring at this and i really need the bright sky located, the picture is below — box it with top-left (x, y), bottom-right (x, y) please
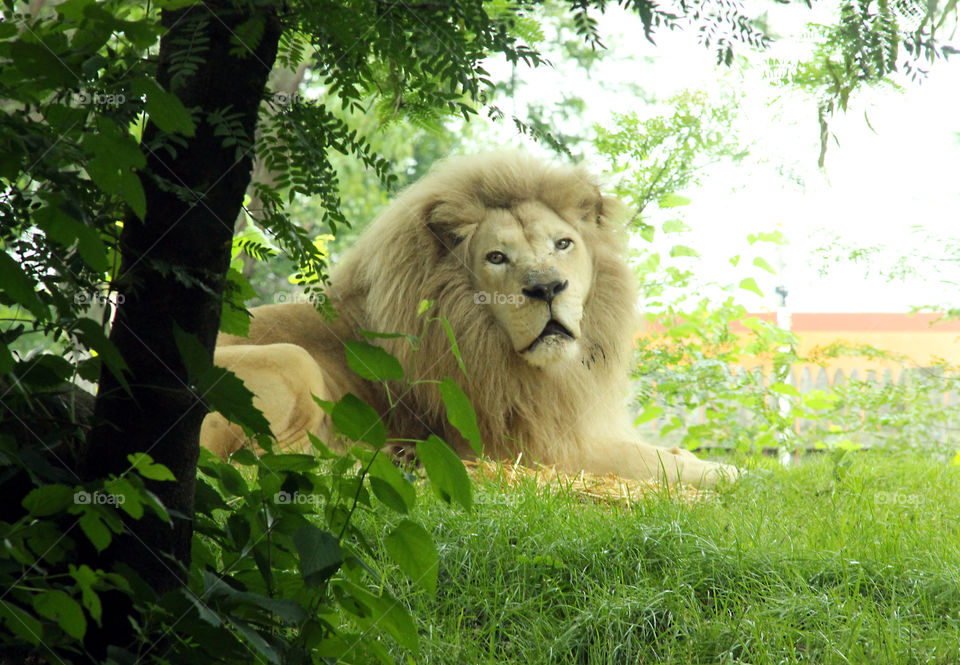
top-left (485, 4), bottom-right (960, 314)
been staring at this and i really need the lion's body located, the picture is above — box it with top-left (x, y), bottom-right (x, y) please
top-left (201, 152), bottom-right (736, 486)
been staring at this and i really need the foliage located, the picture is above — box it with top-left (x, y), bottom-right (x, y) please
top-left (764, 0), bottom-right (958, 165)
top-left (634, 300), bottom-right (960, 457)
top-left (632, 298), bottom-right (800, 453)
top-left (240, 98), bottom-right (476, 306)
top-left (592, 95), bottom-right (960, 460)
top-left (0, 451), bottom-right (172, 658)
top-left (0, 319), bottom-right (478, 663)
top-left (595, 90), bottom-right (745, 221)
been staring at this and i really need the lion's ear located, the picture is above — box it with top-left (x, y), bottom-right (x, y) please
top-left (426, 220), bottom-right (474, 254)
top-left (596, 194), bottom-right (630, 228)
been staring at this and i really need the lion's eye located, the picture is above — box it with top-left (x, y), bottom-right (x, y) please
top-left (486, 251), bottom-right (508, 265)
top-left (555, 238), bottom-right (573, 251)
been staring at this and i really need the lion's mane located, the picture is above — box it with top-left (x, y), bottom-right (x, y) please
top-left (327, 152), bottom-right (639, 465)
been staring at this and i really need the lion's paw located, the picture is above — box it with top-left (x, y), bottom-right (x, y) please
top-left (692, 460), bottom-right (745, 487)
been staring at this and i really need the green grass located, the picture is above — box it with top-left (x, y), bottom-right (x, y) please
top-left (368, 451), bottom-right (960, 664)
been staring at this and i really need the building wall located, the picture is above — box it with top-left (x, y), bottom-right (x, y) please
top-left (734, 313), bottom-right (960, 381)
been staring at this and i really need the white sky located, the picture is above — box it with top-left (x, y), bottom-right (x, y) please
top-left (483, 4), bottom-right (960, 313)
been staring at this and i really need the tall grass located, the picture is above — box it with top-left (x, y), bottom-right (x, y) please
top-left (366, 451), bottom-right (960, 664)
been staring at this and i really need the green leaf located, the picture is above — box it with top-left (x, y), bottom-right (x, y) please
top-left (658, 193), bottom-right (691, 208)
top-left (139, 488), bottom-right (172, 523)
top-left (439, 377), bottom-right (482, 455)
top-left (739, 316), bottom-right (766, 332)
top-left (22, 484), bottom-right (75, 516)
top-left (384, 519), bottom-right (438, 594)
top-left (198, 366), bottom-right (271, 435)
top-left (0, 251), bottom-right (46, 318)
top-left (82, 118), bottom-right (148, 219)
top-left (633, 403), bottom-right (664, 425)
top-left (804, 389), bottom-right (838, 411)
top-left (368, 453), bottom-right (416, 514)
top-left (639, 222), bottom-right (655, 243)
top-left (258, 453), bottom-right (317, 472)
top-left (229, 449), bottom-right (258, 466)
top-left (0, 602), bottom-right (42, 645)
top-left (418, 435), bottom-right (472, 510)
top-left (12, 354), bottom-right (73, 387)
top-left (345, 340), bottom-right (404, 381)
top-left (441, 315), bottom-right (467, 375)
top-left (194, 477), bottom-right (229, 512)
top-left (231, 618), bottom-right (280, 664)
top-left (334, 581), bottom-right (419, 652)
top-left (739, 277), bottom-right (763, 297)
top-left (292, 525), bottom-right (343, 586)
top-left (34, 590), bottom-right (86, 640)
top-left (214, 462), bottom-right (248, 497)
top-left (108, 133), bottom-right (147, 171)
top-left (219, 267), bottom-right (255, 336)
top-left (127, 453), bottom-right (176, 481)
top-left (747, 230), bottom-right (788, 245)
top-left (171, 324), bottom-right (214, 378)
top-left (130, 78), bottom-right (196, 136)
top-left (306, 431), bottom-right (338, 459)
top-left (68, 564), bottom-right (103, 626)
top-left (173, 325), bottom-right (272, 435)
top-left (35, 203), bottom-right (110, 273)
top-left (78, 508), bottom-right (112, 552)
top-left (331, 393), bottom-right (386, 448)
top-left (230, 592), bottom-right (305, 626)
top-left (662, 218), bottom-right (690, 233)
top-left (769, 382), bottom-right (800, 397)
top-left (120, 171), bottom-right (147, 219)
top-left (72, 318), bottom-right (129, 391)
top-left (103, 478), bottom-right (144, 519)
top-left (753, 256), bottom-right (776, 274)
top-left (9, 41), bottom-right (77, 86)
top-left (669, 245), bottom-right (699, 258)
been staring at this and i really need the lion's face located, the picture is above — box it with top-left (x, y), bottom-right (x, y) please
top-left (467, 200), bottom-right (593, 367)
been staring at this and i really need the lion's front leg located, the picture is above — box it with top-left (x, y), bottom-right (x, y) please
top-left (570, 439), bottom-right (739, 488)
top-left (200, 343), bottom-right (330, 458)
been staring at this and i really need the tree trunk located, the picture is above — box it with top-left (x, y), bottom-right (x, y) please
top-left (83, 1), bottom-right (281, 656)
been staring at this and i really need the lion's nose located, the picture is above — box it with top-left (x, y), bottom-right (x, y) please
top-left (522, 279), bottom-right (568, 304)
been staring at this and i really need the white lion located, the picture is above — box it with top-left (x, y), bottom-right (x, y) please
top-left (201, 152), bottom-right (738, 487)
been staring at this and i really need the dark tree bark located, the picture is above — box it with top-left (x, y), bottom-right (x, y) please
top-left (82, 1), bottom-right (281, 657)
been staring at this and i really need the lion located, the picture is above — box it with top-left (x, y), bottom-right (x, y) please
top-left (200, 152), bottom-right (738, 487)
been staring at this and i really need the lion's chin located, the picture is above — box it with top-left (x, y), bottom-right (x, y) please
top-left (519, 319), bottom-right (579, 367)
top-left (521, 337), bottom-right (579, 367)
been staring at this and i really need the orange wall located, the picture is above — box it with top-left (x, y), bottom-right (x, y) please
top-left (641, 312), bottom-right (960, 382)
top-left (738, 313), bottom-right (960, 379)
